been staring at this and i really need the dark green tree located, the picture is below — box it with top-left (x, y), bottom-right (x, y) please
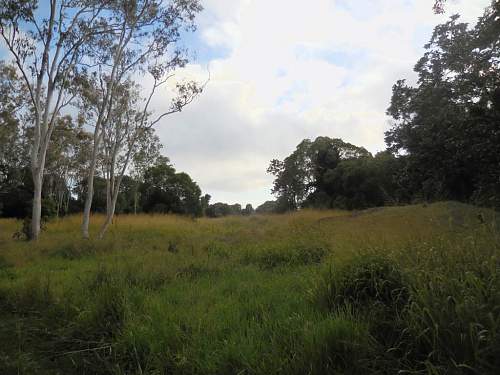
top-left (255, 201), bottom-right (278, 214)
top-left (242, 204), bottom-right (254, 215)
top-left (268, 137), bottom-right (371, 211)
top-left (140, 159), bottom-right (202, 216)
top-left (386, 3), bottom-right (500, 207)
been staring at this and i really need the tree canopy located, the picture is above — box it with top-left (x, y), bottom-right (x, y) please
top-left (386, 3), bottom-right (500, 207)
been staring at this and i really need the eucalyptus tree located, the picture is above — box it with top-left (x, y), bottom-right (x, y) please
top-left (78, 0), bottom-right (203, 239)
top-left (97, 74), bottom-right (202, 238)
top-left (0, 0), bottom-right (111, 239)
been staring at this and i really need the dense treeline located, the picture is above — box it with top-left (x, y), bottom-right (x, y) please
top-left (0, 84), bottom-right (254, 222)
top-left (268, 3), bottom-right (500, 212)
top-left (0, 99), bottom-right (206, 220)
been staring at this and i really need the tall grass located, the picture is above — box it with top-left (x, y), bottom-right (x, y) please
top-left (0, 202), bottom-right (498, 374)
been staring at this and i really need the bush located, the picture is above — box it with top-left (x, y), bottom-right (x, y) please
top-left (311, 256), bottom-right (414, 372)
top-left (12, 198), bottom-right (58, 240)
top-left (315, 256), bottom-right (409, 315)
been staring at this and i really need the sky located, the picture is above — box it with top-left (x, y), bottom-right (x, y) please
top-left (0, 0), bottom-right (491, 208)
top-left (151, 0), bottom-right (491, 208)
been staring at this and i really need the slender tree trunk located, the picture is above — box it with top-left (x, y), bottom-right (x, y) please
top-left (56, 184), bottom-right (63, 217)
top-left (65, 176), bottom-right (72, 214)
top-left (105, 177), bottom-right (111, 217)
top-left (133, 183), bottom-right (138, 215)
top-left (31, 171), bottom-right (43, 240)
top-left (81, 132), bottom-right (101, 239)
top-left (81, 168), bottom-right (95, 238)
top-left (97, 180), bottom-right (120, 239)
top-left (30, 131), bottom-right (51, 240)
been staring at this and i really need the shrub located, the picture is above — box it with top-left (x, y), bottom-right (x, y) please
top-left (12, 198), bottom-right (57, 240)
top-left (314, 256), bottom-right (409, 315)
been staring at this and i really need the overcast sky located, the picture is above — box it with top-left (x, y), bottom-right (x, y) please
top-left (1, 0), bottom-right (491, 208)
top-left (151, 0), bottom-right (490, 208)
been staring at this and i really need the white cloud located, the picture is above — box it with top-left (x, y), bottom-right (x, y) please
top-left (151, 0), bottom-right (491, 207)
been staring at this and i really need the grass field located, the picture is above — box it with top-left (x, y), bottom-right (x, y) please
top-left (0, 202), bottom-right (499, 374)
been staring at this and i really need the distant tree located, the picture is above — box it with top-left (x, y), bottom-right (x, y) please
top-left (75, 176), bottom-right (107, 214)
top-left (205, 203), bottom-right (229, 218)
top-left (140, 158), bottom-right (202, 216)
top-left (230, 204), bottom-right (242, 215)
top-left (268, 137), bottom-right (371, 211)
top-left (205, 202), bottom-right (242, 217)
top-left (255, 201), bottom-right (278, 214)
top-left (114, 175), bottom-right (136, 214)
top-left (200, 194), bottom-right (211, 216)
top-left (242, 204), bottom-right (254, 215)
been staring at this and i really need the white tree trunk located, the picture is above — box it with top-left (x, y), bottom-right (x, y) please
top-left (81, 133), bottom-right (100, 239)
top-left (134, 184), bottom-right (139, 215)
top-left (97, 178), bottom-right (120, 239)
top-left (31, 171), bottom-right (43, 240)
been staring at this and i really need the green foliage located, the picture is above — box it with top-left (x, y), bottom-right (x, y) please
top-left (13, 198), bottom-right (58, 240)
top-left (386, 3), bottom-right (500, 208)
top-left (255, 200), bottom-right (278, 214)
top-left (242, 203), bottom-right (254, 215)
top-left (140, 158), bottom-right (203, 216)
top-left (268, 137), bottom-right (371, 211)
top-left (206, 202), bottom-right (242, 217)
top-left (269, 137), bottom-right (408, 211)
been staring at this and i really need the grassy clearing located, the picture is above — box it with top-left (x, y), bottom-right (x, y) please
top-left (0, 202), bottom-right (499, 374)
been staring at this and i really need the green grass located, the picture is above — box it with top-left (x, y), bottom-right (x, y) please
top-left (0, 202), bottom-right (499, 374)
